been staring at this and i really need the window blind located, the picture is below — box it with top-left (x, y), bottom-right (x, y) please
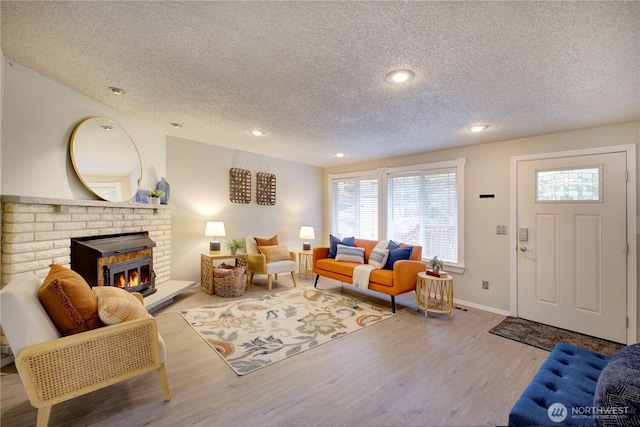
top-left (387, 168), bottom-right (457, 263)
top-left (331, 178), bottom-right (378, 240)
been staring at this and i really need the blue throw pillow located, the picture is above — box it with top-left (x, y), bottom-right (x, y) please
top-left (384, 246), bottom-right (413, 269)
top-left (328, 235), bottom-right (355, 258)
top-left (387, 240), bottom-right (400, 251)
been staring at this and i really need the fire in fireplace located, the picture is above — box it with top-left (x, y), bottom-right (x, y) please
top-left (106, 256), bottom-right (153, 294)
top-left (71, 232), bottom-right (157, 297)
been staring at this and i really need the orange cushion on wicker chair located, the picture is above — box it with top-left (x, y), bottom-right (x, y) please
top-left (254, 235), bottom-right (278, 247)
top-left (92, 286), bottom-right (151, 325)
top-left (259, 245), bottom-right (291, 263)
top-left (37, 264), bottom-right (104, 336)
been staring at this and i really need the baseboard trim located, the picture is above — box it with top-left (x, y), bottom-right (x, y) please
top-left (454, 298), bottom-right (511, 317)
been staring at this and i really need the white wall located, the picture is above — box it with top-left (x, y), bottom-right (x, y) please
top-left (1, 58), bottom-right (166, 199)
top-left (167, 136), bottom-right (324, 283)
top-left (1, 52), bottom-right (4, 196)
top-left (1, 52), bottom-right (4, 234)
top-left (326, 122), bottom-right (640, 337)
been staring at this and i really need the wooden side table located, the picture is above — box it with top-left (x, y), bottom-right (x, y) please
top-left (200, 252), bottom-right (248, 295)
top-left (298, 250), bottom-right (313, 278)
top-left (416, 272), bottom-right (454, 319)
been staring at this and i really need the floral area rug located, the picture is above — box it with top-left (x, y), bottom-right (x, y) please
top-left (179, 288), bottom-right (394, 375)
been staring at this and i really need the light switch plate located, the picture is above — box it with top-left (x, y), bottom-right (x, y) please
top-left (496, 225), bottom-right (508, 235)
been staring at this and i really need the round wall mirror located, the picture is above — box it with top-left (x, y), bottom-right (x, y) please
top-left (70, 117), bottom-right (142, 202)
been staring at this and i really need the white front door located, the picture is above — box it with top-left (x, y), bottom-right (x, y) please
top-left (516, 152), bottom-right (627, 343)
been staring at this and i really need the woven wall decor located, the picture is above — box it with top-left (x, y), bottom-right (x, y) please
top-left (229, 168), bottom-right (251, 204)
top-left (256, 172), bottom-right (276, 206)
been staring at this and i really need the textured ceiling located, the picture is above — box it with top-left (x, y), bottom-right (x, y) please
top-left (2, 1), bottom-right (639, 167)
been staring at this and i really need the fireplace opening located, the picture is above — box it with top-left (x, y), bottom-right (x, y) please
top-left (106, 256), bottom-right (155, 296)
top-left (71, 231), bottom-right (157, 297)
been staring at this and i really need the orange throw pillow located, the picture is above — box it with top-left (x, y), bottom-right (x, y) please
top-left (38, 264), bottom-right (104, 336)
top-left (254, 235), bottom-right (278, 247)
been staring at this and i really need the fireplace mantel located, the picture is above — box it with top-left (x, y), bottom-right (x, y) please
top-left (1, 195), bottom-right (169, 211)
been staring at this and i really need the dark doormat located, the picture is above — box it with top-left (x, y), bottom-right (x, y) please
top-left (489, 316), bottom-right (624, 355)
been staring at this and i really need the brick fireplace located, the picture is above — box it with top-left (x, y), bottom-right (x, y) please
top-left (0, 196), bottom-right (171, 286)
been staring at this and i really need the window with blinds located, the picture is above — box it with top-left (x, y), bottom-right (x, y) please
top-left (331, 177), bottom-right (378, 240)
top-left (387, 169), bottom-right (457, 263)
top-left (328, 158), bottom-right (464, 270)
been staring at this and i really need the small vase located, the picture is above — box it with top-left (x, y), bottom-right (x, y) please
top-left (230, 248), bottom-right (238, 255)
top-left (156, 177), bottom-right (170, 204)
top-left (135, 189), bottom-right (149, 204)
top-left (150, 197), bottom-right (161, 205)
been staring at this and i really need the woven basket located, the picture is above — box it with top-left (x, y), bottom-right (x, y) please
top-left (214, 272), bottom-right (247, 297)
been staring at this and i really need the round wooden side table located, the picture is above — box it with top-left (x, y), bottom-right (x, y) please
top-left (416, 272), bottom-right (454, 319)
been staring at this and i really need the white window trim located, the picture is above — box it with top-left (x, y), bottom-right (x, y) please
top-left (328, 158), bottom-right (466, 274)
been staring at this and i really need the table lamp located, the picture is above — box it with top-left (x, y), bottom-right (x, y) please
top-left (299, 226), bottom-right (315, 251)
top-left (205, 221), bottom-right (226, 252)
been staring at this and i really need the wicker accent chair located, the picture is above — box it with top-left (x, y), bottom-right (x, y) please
top-left (245, 237), bottom-right (298, 291)
top-left (0, 273), bottom-right (171, 427)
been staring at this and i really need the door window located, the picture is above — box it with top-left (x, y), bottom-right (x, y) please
top-left (535, 166), bottom-right (602, 202)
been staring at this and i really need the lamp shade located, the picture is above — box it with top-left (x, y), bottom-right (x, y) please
top-left (299, 226), bottom-right (315, 240)
top-left (205, 221), bottom-right (226, 251)
top-left (299, 226), bottom-right (315, 250)
top-left (204, 221), bottom-right (226, 237)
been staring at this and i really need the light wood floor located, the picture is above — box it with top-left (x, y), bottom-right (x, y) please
top-left (1, 275), bottom-right (548, 426)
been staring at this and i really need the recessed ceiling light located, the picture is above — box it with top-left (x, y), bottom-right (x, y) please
top-left (335, 153), bottom-right (345, 158)
top-left (108, 87), bottom-right (126, 95)
top-left (170, 122), bottom-right (183, 128)
top-left (251, 130), bottom-right (265, 136)
top-left (385, 69), bottom-right (415, 84)
top-left (100, 125), bottom-right (113, 131)
top-left (469, 125), bottom-right (490, 132)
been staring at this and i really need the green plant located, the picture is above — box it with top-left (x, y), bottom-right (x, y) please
top-left (149, 189), bottom-right (166, 198)
top-left (428, 256), bottom-right (444, 271)
top-left (226, 239), bottom-right (245, 250)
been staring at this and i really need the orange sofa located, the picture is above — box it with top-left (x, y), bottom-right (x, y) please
top-left (312, 238), bottom-right (426, 312)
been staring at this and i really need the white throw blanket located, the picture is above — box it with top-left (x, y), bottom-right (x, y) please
top-left (352, 264), bottom-right (376, 289)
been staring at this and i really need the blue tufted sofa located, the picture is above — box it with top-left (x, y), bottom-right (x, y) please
top-left (509, 343), bottom-right (612, 426)
top-left (509, 342), bottom-right (640, 426)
